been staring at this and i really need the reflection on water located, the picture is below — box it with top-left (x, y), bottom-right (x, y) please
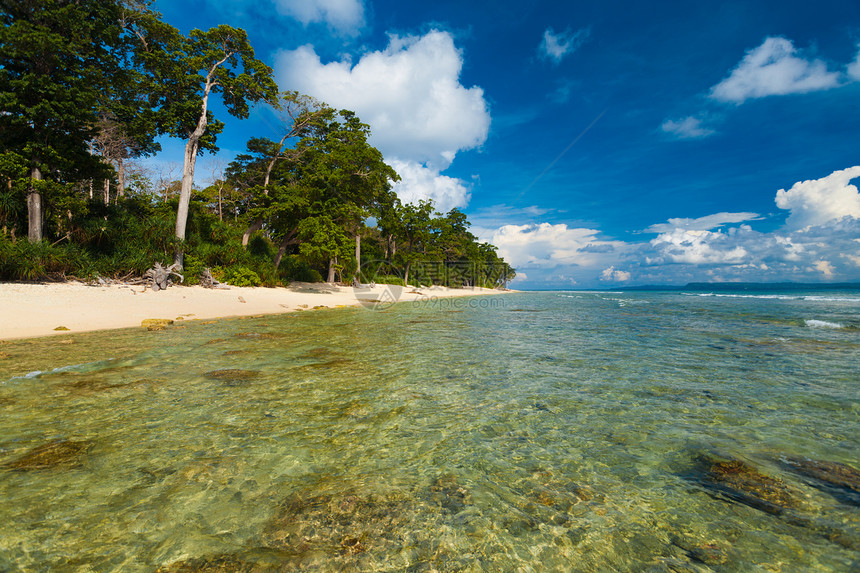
top-left (0, 292), bottom-right (858, 571)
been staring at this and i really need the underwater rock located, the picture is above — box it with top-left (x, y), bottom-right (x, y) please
top-left (780, 457), bottom-right (860, 495)
top-left (204, 369), bottom-right (259, 385)
top-left (7, 438), bottom-right (93, 470)
top-left (428, 475), bottom-right (472, 514)
top-left (141, 318), bottom-right (173, 331)
top-left (155, 554), bottom-right (275, 572)
top-left (53, 326), bottom-right (70, 331)
top-left (694, 454), bottom-right (802, 515)
top-left (263, 489), bottom-right (414, 564)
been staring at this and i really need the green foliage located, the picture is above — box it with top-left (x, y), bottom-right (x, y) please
top-left (279, 254), bottom-right (323, 283)
top-left (375, 275), bottom-right (405, 286)
top-left (222, 266), bottom-right (261, 287)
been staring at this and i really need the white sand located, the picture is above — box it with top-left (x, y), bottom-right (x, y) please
top-left (0, 281), bottom-right (509, 340)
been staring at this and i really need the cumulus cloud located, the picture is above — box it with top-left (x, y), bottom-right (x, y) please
top-left (276, 31), bottom-right (490, 169)
top-left (274, 0), bottom-right (365, 35)
top-left (648, 228), bottom-right (749, 265)
top-left (646, 212), bottom-right (760, 233)
top-left (539, 27), bottom-right (590, 64)
top-left (775, 165), bottom-right (860, 229)
top-left (600, 266), bottom-right (631, 282)
top-left (488, 223), bottom-right (627, 272)
top-left (388, 159), bottom-right (470, 212)
top-left (275, 30), bottom-right (490, 209)
top-left (660, 116), bottom-right (715, 139)
top-left (710, 37), bottom-right (841, 104)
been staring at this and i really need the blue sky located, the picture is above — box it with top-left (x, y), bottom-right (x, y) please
top-left (152, 0), bottom-right (860, 288)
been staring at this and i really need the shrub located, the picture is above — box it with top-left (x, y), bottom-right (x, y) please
top-left (223, 266), bottom-right (261, 287)
top-left (375, 275), bottom-right (405, 286)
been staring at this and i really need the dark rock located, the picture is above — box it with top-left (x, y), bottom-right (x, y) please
top-left (693, 454), bottom-right (802, 515)
top-left (780, 457), bottom-right (860, 505)
top-left (204, 369), bottom-right (259, 386)
top-left (7, 439), bottom-right (93, 470)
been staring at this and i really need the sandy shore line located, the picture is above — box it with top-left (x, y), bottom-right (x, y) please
top-left (0, 281), bottom-right (511, 340)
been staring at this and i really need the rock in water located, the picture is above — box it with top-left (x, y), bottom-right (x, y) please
top-left (7, 439), bottom-right (93, 470)
top-left (695, 455), bottom-right (802, 515)
top-left (781, 457), bottom-right (860, 505)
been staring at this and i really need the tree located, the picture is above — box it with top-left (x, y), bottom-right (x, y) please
top-left (240, 91), bottom-right (330, 246)
top-left (0, 0), bottom-right (125, 241)
top-left (297, 110), bottom-right (399, 281)
top-left (144, 24), bottom-right (278, 268)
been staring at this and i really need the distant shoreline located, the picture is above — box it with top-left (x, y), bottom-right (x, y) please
top-left (0, 281), bottom-right (512, 341)
top-left (520, 282), bottom-right (860, 292)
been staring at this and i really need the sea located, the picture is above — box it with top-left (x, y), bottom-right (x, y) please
top-left (0, 287), bottom-right (858, 572)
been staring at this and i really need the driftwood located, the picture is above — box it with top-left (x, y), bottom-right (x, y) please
top-left (199, 267), bottom-right (229, 289)
top-left (143, 262), bottom-right (183, 292)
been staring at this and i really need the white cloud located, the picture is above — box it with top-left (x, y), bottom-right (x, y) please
top-left (648, 228), bottom-right (749, 265)
top-left (388, 159), bottom-right (470, 212)
top-left (539, 27), bottom-right (589, 64)
top-left (812, 260), bottom-right (835, 277)
top-left (600, 266), bottom-right (631, 282)
top-left (646, 212), bottom-right (760, 233)
top-left (710, 37), bottom-right (841, 104)
top-left (775, 165), bottom-right (860, 229)
top-left (275, 31), bottom-right (490, 169)
top-left (488, 223), bottom-right (626, 271)
top-left (275, 30), bottom-right (489, 210)
top-left (274, 0), bottom-right (365, 35)
top-left (848, 44), bottom-right (860, 80)
top-left (660, 116), bottom-right (715, 139)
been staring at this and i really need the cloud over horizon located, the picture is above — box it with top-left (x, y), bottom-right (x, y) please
top-left (775, 165), bottom-right (860, 229)
top-left (487, 167), bottom-right (860, 287)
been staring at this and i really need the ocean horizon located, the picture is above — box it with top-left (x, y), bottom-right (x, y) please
top-left (1, 285), bottom-right (858, 571)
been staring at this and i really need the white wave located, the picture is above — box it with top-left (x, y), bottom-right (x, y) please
top-left (804, 319), bottom-right (844, 329)
top-left (686, 293), bottom-right (860, 303)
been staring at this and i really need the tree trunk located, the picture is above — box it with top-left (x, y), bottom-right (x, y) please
top-left (117, 158), bottom-right (125, 200)
top-left (327, 256), bottom-right (337, 283)
top-left (27, 166), bottom-right (42, 243)
top-left (273, 232), bottom-right (296, 269)
top-left (404, 261), bottom-right (410, 288)
top-left (217, 183), bottom-right (223, 221)
top-left (174, 137), bottom-right (200, 268)
top-left (242, 218), bottom-right (263, 246)
top-left (103, 178), bottom-right (110, 204)
top-left (355, 234), bottom-right (361, 271)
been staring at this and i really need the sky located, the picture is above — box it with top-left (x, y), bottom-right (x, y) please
top-left (150, 0), bottom-right (860, 289)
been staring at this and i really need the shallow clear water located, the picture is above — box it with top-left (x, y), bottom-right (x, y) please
top-left (0, 290), bottom-right (858, 572)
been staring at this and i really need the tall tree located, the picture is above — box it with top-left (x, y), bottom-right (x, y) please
top-left (148, 24), bottom-right (278, 267)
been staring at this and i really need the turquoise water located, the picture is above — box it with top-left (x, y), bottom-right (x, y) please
top-left (0, 289), bottom-right (858, 572)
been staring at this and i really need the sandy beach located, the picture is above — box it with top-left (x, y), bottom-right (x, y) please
top-left (0, 281), bottom-right (509, 341)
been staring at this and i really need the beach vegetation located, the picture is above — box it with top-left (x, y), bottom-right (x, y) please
top-left (0, 1), bottom-right (514, 287)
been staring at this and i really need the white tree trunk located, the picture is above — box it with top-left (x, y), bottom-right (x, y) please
top-left (174, 137), bottom-right (200, 267)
